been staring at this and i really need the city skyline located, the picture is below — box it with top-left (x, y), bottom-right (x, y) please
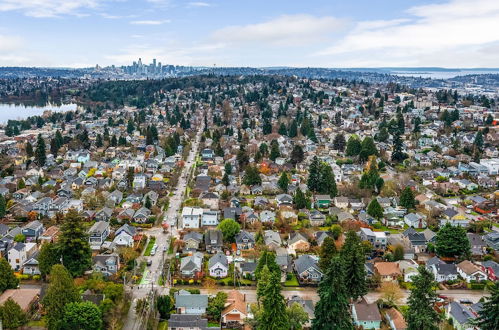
top-left (1, 0), bottom-right (499, 68)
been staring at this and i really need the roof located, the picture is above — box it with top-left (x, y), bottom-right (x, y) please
top-left (168, 314), bottom-right (208, 329)
top-left (294, 254), bottom-right (321, 275)
top-left (448, 302), bottom-right (476, 325)
top-left (222, 290), bottom-right (247, 316)
top-left (208, 252), bottom-right (228, 269)
top-left (175, 291), bottom-right (208, 310)
top-left (386, 307), bottom-right (407, 329)
top-left (374, 262), bottom-right (401, 276)
top-left (457, 260), bottom-right (481, 275)
top-left (353, 300), bottom-right (382, 322)
top-left (0, 289), bottom-right (39, 312)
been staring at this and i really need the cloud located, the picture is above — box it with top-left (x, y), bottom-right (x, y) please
top-left (130, 19), bottom-right (170, 25)
top-left (211, 14), bottom-right (347, 47)
top-left (0, 34), bottom-right (23, 52)
top-left (187, 2), bottom-right (211, 7)
top-left (315, 0), bottom-right (499, 67)
top-left (0, 0), bottom-right (106, 17)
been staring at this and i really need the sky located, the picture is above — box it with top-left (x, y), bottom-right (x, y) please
top-left (1, 0), bottom-right (499, 68)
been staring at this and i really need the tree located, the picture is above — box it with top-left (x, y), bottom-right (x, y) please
top-left (255, 251), bottom-right (280, 281)
top-left (35, 133), bottom-right (46, 166)
top-left (0, 195), bottom-right (6, 218)
top-left (287, 302), bottom-right (309, 330)
top-left (399, 187), bottom-right (416, 210)
top-left (312, 256), bottom-right (354, 330)
top-left (278, 122), bottom-right (287, 136)
top-left (26, 142), bottom-right (33, 158)
top-left (435, 223), bottom-right (470, 259)
top-left (307, 156), bottom-right (321, 192)
top-left (127, 119), bottom-right (135, 134)
top-left (43, 264), bottom-right (81, 330)
top-left (340, 231), bottom-right (367, 300)
top-left (318, 236), bottom-right (337, 272)
top-left (485, 113), bottom-right (494, 125)
top-left (58, 210), bottom-right (92, 277)
top-left (319, 163), bottom-right (337, 197)
top-left (258, 267), bottom-right (289, 329)
top-left (61, 301), bottom-right (102, 330)
top-left (95, 134), bottom-right (103, 148)
top-left (293, 188), bottom-right (309, 209)
top-left (269, 140), bottom-right (280, 161)
top-left (242, 166), bottom-right (262, 186)
top-left (38, 243), bottom-right (61, 279)
top-left (367, 199), bottom-right (383, 219)
top-left (0, 298), bottom-right (27, 329)
top-left (256, 265), bottom-right (271, 303)
top-left (207, 291), bottom-right (227, 322)
top-left (224, 162), bottom-right (232, 175)
top-left (222, 172), bottom-right (230, 187)
top-left (406, 266), bottom-right (440, 330)
top-left (393, 244), bottom-right (404, 261)
top-left (391, 131), bottom-right (407, 162)
top-left (217, 219), bottom-right (240, 243)
top-left (157, 295), bottom-right (172, 320)
top-left (0, 258), bottom-right (18, 293)
top-left (377, 127), bottom-right (389, 142)
top-left (288, 120), bottom-right (298, 137)
top-left (380, 282), bottom-right (404, 307)
top-left (333, 133), bottom-right (346, 152)
top-left (290, 145), bottom-right (304, 165)
top-left (345, 136), bottom-right (361, 156)
top-left (278, 172), bottom-right (289, 192)
top-left (476, 281), bottom-right (499, 330)
top-left (359, 137), bottom-right (378, 162)
top-left (474, 130), bottom-right (484, 152)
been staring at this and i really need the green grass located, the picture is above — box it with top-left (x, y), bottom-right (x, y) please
top-left (208, 321), bottom-right (220, 327)
top-left (27, 319), bottom-right (46, 327)
top-left (144, 237), bottom-right (156, 256)
top-left (372, 225), bottom-right (402, 233)
top-left (158, 321), bottom-right (168, 330)
top-left (284, 274), bottom-right (300, 287)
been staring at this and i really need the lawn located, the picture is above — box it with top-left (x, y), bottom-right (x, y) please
top-left (208, 321), bottom-right (220, 327)
top-left (144, 237), bottom-right (156, 256)
top-left (372, 225), bottom-right (402, 234)
top-left (284, 274), bottom-right (300, 287)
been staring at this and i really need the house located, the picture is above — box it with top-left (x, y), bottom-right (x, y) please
top-left (480, 260), bottom-right (499, 281)
top-left (294, 254), bottom-right (323, 284)
top-left (8, 242), bottom-right (37, 271)
top-left (260, 210), bottom-right (276, 223)
top-left (92, 253), bottom-right (120, 276)
top-left (221, 290), bottom-right (247, 328)
top-left (181, 207), bottom-right (203, 229)
top-left (175, 290), bottom-right (208, 315)
top-left (204, 230), bottom-right (223, 253)
top-left (374, 262), bottom-right (402, 282)
top-left (21, 220), bottom-right (44, 241)
top-left (315, 231), bottom-right (333, 246)
top-left (208, 252), bottom-right (229, 278)
top-left (359, 228), bottom-right (387, 250)
top-left (334, 196), bottom-right (349, 209)
top-left (385, 307), bottom-right (407, 330)
top-left (457, 260), bottom-right (487, 283)
top-left (264, 230), bottom-right (282, 250)
top-left (309, 210), bottom-right (326, 226)
top-left (201, 210), bottom-right (219, 227)
top-left (467, 233), bottom-right (487, 256)
top-left (430, 263), bottom-right (459, 282)
top-left (276, 194), bottom-right (293, 206)
top-left (484, 232), bottom-right (499, 250)
top-left (168, 314), bottom-right (209, 330)
top-left (288, 232), bottom-right (310, 253)
top-left (180, 252), bottom-right (203, 278)
top-left (239, 261), bottom-right (257, 279)
top-left (88, 221), bottom-right (110, 249)
top-left (95, 207), bottom-right (114, 222)
top-left (396, 260), bottom-right (419, 282)
top-left (287, 296), bottom-right (314, 328)
top-left (113, 224), bottom-right (137, 247)
top-left (133, 207), bottom-right (151, 223)
top-left (445, 301), bottom-right (482, 330)
top-left (352, 299), bottom-right (382, 330)
top-left (315, 195), bottom-right (332, 208)
top-left (38, 226), bottom-right (60, 244)
top-left (404, 213), bottom-right (427, 228)
top-left (0, 288), bottom-right (40, 313)
top-left (235, 231), bottom-right (255, 250)
top-left (23, 252), bottom-right (40, 275)
top-left (183, 232), bottom-right (203, 251)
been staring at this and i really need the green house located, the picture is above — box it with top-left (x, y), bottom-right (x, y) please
top-left (315, 195), bottom-right (332, 208)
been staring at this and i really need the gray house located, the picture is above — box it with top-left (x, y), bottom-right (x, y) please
top-left (294, 254), bottom-right (323, 284)
top-left (204, 230), bottom-right (223, 253)
top-left (92, 253), bottom-right (120, 276)
top-left (21, 220), bottom-right (44, 241)
top-left (175, 290), bottom-right (208, 315)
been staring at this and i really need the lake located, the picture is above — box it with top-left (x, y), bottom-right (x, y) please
top-left (0, 103), bottom-right (77, 124)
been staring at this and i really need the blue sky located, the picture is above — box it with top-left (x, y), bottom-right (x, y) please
top-left (0, 0), bottom-right (498, 68)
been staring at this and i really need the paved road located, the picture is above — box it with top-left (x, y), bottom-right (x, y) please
top-left (197, 288), bottom-right (489, 305)
top-left (123, 126), bottom-right (203, 330)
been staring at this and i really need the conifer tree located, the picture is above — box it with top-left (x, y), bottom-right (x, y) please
top-left (0, 195), bottom-right (6, 218)
top-left (293, 188), bottom-right (309, 209)
top-left (278, 171), bottom-right (289, 192)
top-left (406, 266), bottom-right (440, 330)
top-left (26, 141), bottom-right (33, 158)
top-left (307, 156), bottom-right (321, 192)
top-left (367, 199), bottom-right (384, 219)
top-left (400, 187), bottom-right (416, 210)
top-left (258, 266), bottom-right (289, 329)
top-left (345, 136), bottom-right (361, 156)
top-left (341, 231), bottom-right (367, 300)
top-left (58, 210), bottom-right (92, 277)
top-left (318, 236), bottom-right (337, 272)
top-left (35, 134), bottom-right (46, 166)
top-left (476, 282), bottom-right (499, 330)
top-left (312, 256), bottom-right (354, 330)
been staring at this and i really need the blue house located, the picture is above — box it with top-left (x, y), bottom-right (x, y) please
top-left (352, 299), bottom-right (382, 330)
top-left (21, 220), bottom-right (44, 241)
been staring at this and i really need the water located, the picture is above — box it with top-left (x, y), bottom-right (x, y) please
top-left (0, 103), bottom-right (77, 124)
top-left (391, 70), bottom-right (499, 79)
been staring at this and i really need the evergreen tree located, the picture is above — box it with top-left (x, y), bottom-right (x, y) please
top-left (367, 199), bottom-right (384, 219)
top-left (38, 242), bottom-right (61, 279)
top-left (262, 119), bottom-right (272, 135)
top-left (288, 120), bottom-right (298, 138)
top-left (391, 131), bottom-right (407, 162)
top-left (55, 129), bottom-right (64, 148)
top-left (476, 281), bottom-right (499, 330)
top-left (0, 298), bottom-right (27, 329)
top-left (312, 256), bottom-right (354, 330)
top-left (359, 137), bottom-right (378, 162)
top-left (278, 122), bottom-right (287, 136)
top-left (258, 267), bottom-right (289, 329)
top-left (319, 163), bottom-right (337, 197)
top-left (333, 133), bottom-right (346, 151)
top-left (242, 166), bottom-right (262, 186)
top-left (222, 172), bottom-right (230, 187)
top-left (269, 140), bottom-right (280, 161)
top-left (474, 130), bottom-right (484, 152)
top-left (255, 251), bottom-right (280, 280)
top-left (58, 210), bottom-right (92, 277)
top-left (43, 264), bottom-right (81, 330)
top-left (318, 236), bottom-right (337, 272)
top-left (224, 163), bottom-right (232, 175)
top-left (400, 187), bottom-right (416, 210)
top-left (435, 223), bottom-right (470, 259)
top-left (127, 119), bottom-right (135, 134)
top-left (50, 138), bottom-right (59, 156)
top-left (307, 156), bottom-right (321, 192)
top-left (377, 127), bottom-right (389, 142)
top-left (26, 141), bottom-right (33, 158)
top-left (0, 258), bottom-right (19, 293)
top-left (0, 195), bottom-right (6, 218)
top-left (35, 134), bottom-right (46, 166)
top-left (290, 145), bottom-right (304, 165)
top-left (345, 136), bottom-right (361, 156)
top-left (293, 188), bottom-right (309, 209)
top-left (256, 265), bottom-right (271, 303)
top-left (95, 134), bottom-right (103, 148)
top-left (340, 231), bottom-right (367, 300)
top-left (157, 295), bottom-right (173, 320)
top-left (278, 172), bottom-right (289, 192)
top-left (406, 266), bottom-right (440, 330)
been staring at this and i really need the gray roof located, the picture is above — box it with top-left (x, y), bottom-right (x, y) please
top-left (208, 252), bottom-right (228, 269)
top-left (434, 263), bottom-right (458, 276)
top-left (175, 291), bottom-right (208, 310)
top-left (294, 254), bottom-right (321, 275)
top-left (184, 231), bottom-right (203, 242)
top-left (448, 302), bottom-right (476, 325)
top-left (168, 314), bottom-right (208, 329)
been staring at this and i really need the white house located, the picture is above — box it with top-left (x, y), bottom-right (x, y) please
top-left (181, 207), bottom-right (203, 229)
top-left (208, 252), bottom-right (229, 278)
top-left (8, 242), bottom-right (37, 272)
top-left (457, 260), bottom-right (487, 283)
top-left (201, 210), bottom-right (219, 227)
top-left (404, 213), bottom-right (427, 228)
